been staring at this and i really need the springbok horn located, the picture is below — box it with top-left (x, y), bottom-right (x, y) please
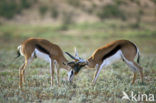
top-left (74, 47), bottom-right (78, 57)
top-left (67, 61), bottom-right (75, 65)
top-left (65, 52), bottom-right (77, 60)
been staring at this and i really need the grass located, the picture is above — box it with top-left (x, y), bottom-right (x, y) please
top-left (0, 20), bottom-right (156, 102)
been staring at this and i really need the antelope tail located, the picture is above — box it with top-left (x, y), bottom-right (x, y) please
top-left (15, 45), bottom-right (21, 59)
top-left (137, 48), bottom-right (140, 64)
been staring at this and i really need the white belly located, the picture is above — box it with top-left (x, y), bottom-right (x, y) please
top-left (34, 49), bottom-right (50, 62)
top-left (103, 50), bottom-right (122, 67)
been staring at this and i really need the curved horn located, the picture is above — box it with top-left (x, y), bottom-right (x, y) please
top-left (78, 60), bottom-right (88, 65)
top-left (74, 47), bottom-right (78, 57)
top-left (65, 52), bottom-right (77, 60)
top-left (67, 61), bottom-right (75, 65)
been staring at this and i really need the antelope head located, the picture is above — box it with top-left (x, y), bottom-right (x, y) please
top-left (65, 48), bottom-right (88, 82)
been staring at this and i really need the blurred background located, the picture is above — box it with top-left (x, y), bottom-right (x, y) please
top-left (0, 0), bottom-right (156, 53)
top-left (0, 0), bottom-right (156, 102)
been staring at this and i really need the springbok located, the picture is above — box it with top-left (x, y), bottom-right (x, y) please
top-left (17, 38), bottom-right (75, 88)
top-left (66, 40), bottom-right (144, 84)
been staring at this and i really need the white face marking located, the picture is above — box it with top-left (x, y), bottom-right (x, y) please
top-left (34, 49), bottom-right (50, 62)
top-left (68, 70), bottom-right (74, 82)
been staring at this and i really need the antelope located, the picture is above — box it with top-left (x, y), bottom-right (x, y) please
top-left (66, 40), bottom-right (144, 84)
top-left (16, 38), bottom-right (76, 88)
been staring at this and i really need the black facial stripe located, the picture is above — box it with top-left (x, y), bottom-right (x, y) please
top-left (74, 64), bottom-right (85, 73)
top-left (34, 51), bottom-right (37, 58)
top-left (70, 70), bottom-right (73, 78)
top-left (35, 44), bottom-right (50, 55)
top-left (102, 45), bottom-right (121, 61)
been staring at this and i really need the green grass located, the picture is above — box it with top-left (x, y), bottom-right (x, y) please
top-left (0, 20), bottom-right (156, 102)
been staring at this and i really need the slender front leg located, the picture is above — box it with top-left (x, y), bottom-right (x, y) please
top-left (92, 64), bottom-right (99, 83)
top-left (92, 62), bottom-right (105, 84)
top-left (54, 60), bottom-right (60, 86)
top-left (56, 68), bottom-right (60, 86)
top-left (22, 58), bottom-right (33, 84)
top-left (50, 59), bottom-right (54, 87)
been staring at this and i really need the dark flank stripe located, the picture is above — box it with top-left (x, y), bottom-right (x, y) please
top-left (70, 70), bottom-right (73, 78)
top-left (102, 45), bottom-right (121, 61)
top-left (35, 44), bottom-right (50, 55)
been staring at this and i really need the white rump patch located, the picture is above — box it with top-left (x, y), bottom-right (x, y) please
top-left (34, 49), bottom-right (50, 62)
top-left (17, 45), bottom-right (24, 56)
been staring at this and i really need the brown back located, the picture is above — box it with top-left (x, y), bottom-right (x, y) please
top-left (21, 38), bottom-right (68, 66)
top-left (88, 40), bottom-right (137, 67)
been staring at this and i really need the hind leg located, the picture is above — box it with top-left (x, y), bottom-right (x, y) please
top-left (124, 60), bottom-right (143, 84)
top-left (132, 72), bottom-right (137, 84)
top-left (122, 58), bottom-right (138, 84)
top-left (19, 59), bottom-right (29, 89)
top-left (19, 63), bottom-right (27, 89)
top-left (22, 54), bottom-right (34, 84)
top-left (133, 62), bottom-right (144, 83)
top-left (126, 61), bottom-right (138, 84)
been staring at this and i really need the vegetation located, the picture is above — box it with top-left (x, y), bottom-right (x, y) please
top-left (66, 0), bottom-right (81, 7)
top-left (0, 20), bottom-right (156, 102)
top-left (0, 0), bottom-right (36, 19)
top-left (39, 5), bottom-right (48, 16)
top-left (152, 0), bottom-right (156, 4)
top-left (0, 0), bottom-right (156, 24)
top-left (51, 6), bottom-right (59, 19)
top-left (60, 11), bottom-right (74, 30)
top-left (0, 0), bottom-right (155, 102)
top-left (97, 4), bottom-right (125, 20)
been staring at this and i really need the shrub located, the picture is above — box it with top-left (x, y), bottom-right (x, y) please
top-left (152, 0), bottom-right (156, 4)
top-left (97, 4), bottom-right (125, 20)
top-left (0, 0), bottom-right (35, 19)
top-left (21, 0), bottom-right (31, 9)
top-left (51, 7), bottom-right (58, 18)
top-left (67, 0), bottom-right (81, 7)
top-left (60, 11), bottom-right (74, 30)
top-left (39, 5), bottom-right (48, 16)
top-left (0, 0), bottom-right (18, 19)
top-left (114, 0), bottom-right (127, 5)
